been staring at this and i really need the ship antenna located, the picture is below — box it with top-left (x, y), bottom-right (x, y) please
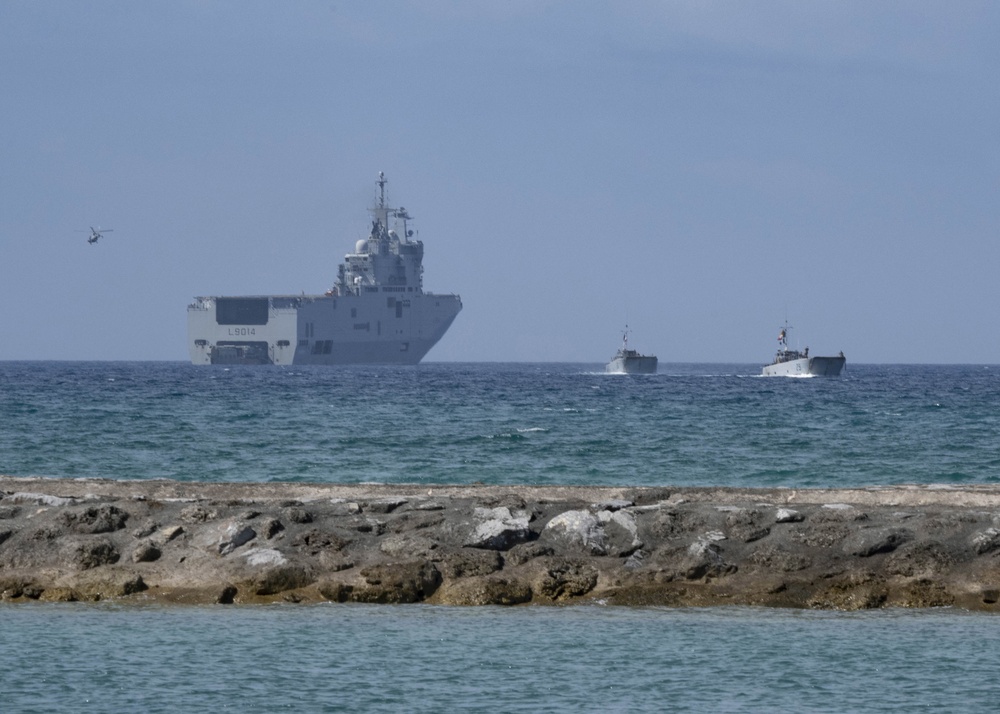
top-left (377, 171), bottom-right (387, 209)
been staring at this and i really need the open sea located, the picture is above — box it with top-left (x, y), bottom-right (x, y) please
top-left (3, 361), bottom-right (1000, 711)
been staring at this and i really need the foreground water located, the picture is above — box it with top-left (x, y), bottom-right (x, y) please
top-left (2, 361), bottom-right (999, 487)
top-left (0, 603), bottom-right (996, 713)
top-left (4, 361), bottom-right (1000, 711)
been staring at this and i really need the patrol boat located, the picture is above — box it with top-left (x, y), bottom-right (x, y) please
top-left (605, 326), bottom-right (658, 374)
top-left (762, 322), bottom-right (845, 377)
top-left (187, 173), bottom-right (462, 365)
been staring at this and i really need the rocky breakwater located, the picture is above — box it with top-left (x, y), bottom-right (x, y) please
top-left (3, 477), bottom-right (1000, 610)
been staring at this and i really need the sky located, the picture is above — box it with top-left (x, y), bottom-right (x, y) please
top-left (2, 1), bottom-right (998, 363)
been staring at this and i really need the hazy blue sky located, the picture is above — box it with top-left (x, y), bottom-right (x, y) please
top-left (2, 1), bottom-right (998, 363)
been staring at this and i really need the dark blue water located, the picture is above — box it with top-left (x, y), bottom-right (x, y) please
top-left (2, 361), bottom-right (998, 486)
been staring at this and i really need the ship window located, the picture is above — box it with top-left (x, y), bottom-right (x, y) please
top-left (323, 340), bottom-right (333, 354)
top-left (298, 339), bottom-right (308, 347)
top-left (276, 340), bottom-right (290, 347)
top-left (311, 341), bottom-right (323, 354)
top-left (354, 322), bottom-right (370, 331)
top-left (194, 339), bottom-right (207, 347)
top-left (396, 302), bottom-right (403, 318)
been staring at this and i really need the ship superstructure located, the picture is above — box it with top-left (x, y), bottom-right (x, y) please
top-left (188, 173), bottom-right (462, 365)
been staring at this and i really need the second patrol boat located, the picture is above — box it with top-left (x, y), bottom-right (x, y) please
top-left (762, 322), bottom-right (845, 377)
top-left (188, 173), bottom-right (462, 365)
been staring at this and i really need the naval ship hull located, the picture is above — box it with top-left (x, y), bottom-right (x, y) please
top-left (762, 355), bottom-right (845, 377)
top-left (188, 293), bottom-right (462, 366)
top-left (606, 354), bottom-right (658, 374)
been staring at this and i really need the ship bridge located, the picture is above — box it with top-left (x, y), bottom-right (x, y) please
top-left (335, 172), bottom-right (425, 296)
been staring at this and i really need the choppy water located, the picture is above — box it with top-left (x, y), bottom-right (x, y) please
top-left (1, 361), bottom-right (999, 486)
top-left (4, 361), bottom-right (1000, 711)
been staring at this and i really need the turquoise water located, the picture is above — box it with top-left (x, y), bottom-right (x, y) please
top-left (2, 603), bottom-right (998, 713)
top-left (3, 361), bottom-right (1000, 711)
top-left (2, 361), bottom-right (999, 486)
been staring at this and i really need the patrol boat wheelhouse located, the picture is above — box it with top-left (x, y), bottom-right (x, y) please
top-left (188, 173), bottom-right (462, 365)
top-left (762, 322), bottom-right (845, 377)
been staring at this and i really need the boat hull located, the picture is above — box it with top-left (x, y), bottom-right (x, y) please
top-left (606, 355), bottom-right (658, 374)
top-left (188, 293), bottom-right (461, 366)
top-left (762, 355), bottom-right (845, 377)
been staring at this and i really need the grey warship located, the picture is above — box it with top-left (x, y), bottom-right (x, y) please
top-left (188, 173), bottom-right (462, 365)
top-left (762, 322), bottom-right (845, 377)
top-left (605, 326), bottom-right (658, 374)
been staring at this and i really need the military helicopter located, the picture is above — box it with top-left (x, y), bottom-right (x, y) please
top-left (83, 226), bottom-right (113, 244)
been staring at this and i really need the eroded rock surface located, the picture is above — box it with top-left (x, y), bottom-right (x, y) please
top-left (3, 477), bottom-right (1000, 610)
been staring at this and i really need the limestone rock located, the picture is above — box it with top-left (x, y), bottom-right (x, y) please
top-left (725, 509), bottom-right (771, 543)
top-left (844, 528), bottom-right (912, 557)
top-left (505, 542), bottom-right (554, 566)
top-left (60, 504), bottom-right (129, 534)
top-left (437, 575), bottom-right (532, 606)
top-left (379, 533), bottom-right (436, 558)
top-left (774, 508), bottom-right (804, 523)
top-left (180, 505), bottom-right (219, 523)
top-left (194, 520), bottom-right (257, 556)
top-left (260, 518), bottom-right (284, 539)
top-left (436, 548), bottom-right (503, 579)
top-left (247, 562), bottom-right (313, 597)
top-left (132, 540), bottom-right (162, 563)
top-left (71, 570), bottom-right (148, 600)
top-left (363, 498), bottom-right (408, 514)
top-left (290, 528), bottom-right (350, 555)
top-left (542, 510), bottom-right (606, 556)
top-left (159, 525), bottom-right (184, 542)
top-left (971, 528), bottom-right (1000, 555)
top-left (747, 545), bottom-right (812, 573)
top-left (283, 507), bottom-right (312, 524)
top-left (62, 537), bottom-right (120, 570)
top-left (350, 561), bottom-right (442, 603)
top-left (680, 533), bottom-right (736, 580)
top-left (592, 499), bottom-right (634, 512)
top-left (535, 560), bottom-right (598, 601)
top-left (464, 506), bottom-right (531, 551)
top-left (329, 500), bottom-right (362, 516)
top-left (244, 547), bottom-right (287, 567)
top-left (597, 509), bottom-right (642, 557)
top-left (10, 492), bottom-right (76, 507)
